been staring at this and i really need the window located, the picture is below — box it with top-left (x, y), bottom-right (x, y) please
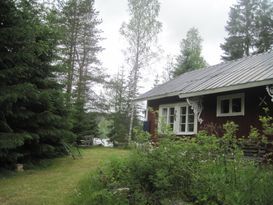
top-left (160, 106), bottom-right (175, 131)
top-left (217, 93), bottom-right (245, 117)
top-left (159, 103), bottom-right (197, 135)
top-left (178, 106), bottom-right (195, 133)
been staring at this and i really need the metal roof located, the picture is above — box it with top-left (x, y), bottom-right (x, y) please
top-left (136, 51), bottom-right (273, 101)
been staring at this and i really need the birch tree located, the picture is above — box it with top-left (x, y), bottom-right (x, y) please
top-left (120, 0), bottom-right (162, 142)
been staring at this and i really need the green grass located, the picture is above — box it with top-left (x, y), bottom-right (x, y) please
top-left (0, 147), bottom-right (129, 205)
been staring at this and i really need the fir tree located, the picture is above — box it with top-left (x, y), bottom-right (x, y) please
top-left (105, 70), bottom-right (130, 144)
top-left (254, 0), bottom-right (273, 53)
top-left (0, 0), bottom-right (74, 167)
top-left (60, 0), bottom-right (103, 139)
top-left (221, 0), bottom-right (273, 60)
top-left (173, 28), bottom-right (207, 77)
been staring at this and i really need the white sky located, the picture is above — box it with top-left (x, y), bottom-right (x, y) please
top-left (94, 0), bottom-right (237, 93)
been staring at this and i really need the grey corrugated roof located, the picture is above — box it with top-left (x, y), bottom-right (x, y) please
top-left (136, 51), bottom-right (273, 101)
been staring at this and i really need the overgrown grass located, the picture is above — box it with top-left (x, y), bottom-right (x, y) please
top-left (0, 148), bottom-right (129, 205)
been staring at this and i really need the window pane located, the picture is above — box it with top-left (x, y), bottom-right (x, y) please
top-left (188, 106), bottom-right (194, 114)
top-left (161, 108), bottom-right (167, 123)
top-left (181, 107), bottom-right (186, 115)
top-left (170, 123), bottom-right (174, 130)
top-left (232, 98), bottom-right (241, 113)
top-left (170, 108), bottom-right (175, 115)
top-left (180, 116), bottom-right (186, 123)
top-left (188, 114), bottom-right (194, 123)
top-left (188, 124), bottom-right (194, 132)
top-left (169, 116), bottom-right (174, 123)
top-left (221, 99), bottom-right (229, 113)
top-left (162, 108), bottom-right (168, 116)
top-left (180, 124), bottom-right (186, 132)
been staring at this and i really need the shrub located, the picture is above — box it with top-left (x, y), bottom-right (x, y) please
top-left (71, 122), bottom-right (273, 205)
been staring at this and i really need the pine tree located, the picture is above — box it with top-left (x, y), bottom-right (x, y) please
top-left (173, 28), bottom-right (207, 77)
top-left (0, 0), bottom-right (74, 167)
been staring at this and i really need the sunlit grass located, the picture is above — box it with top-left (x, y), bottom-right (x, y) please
top-left (0, 147), bottom-right (129, 205)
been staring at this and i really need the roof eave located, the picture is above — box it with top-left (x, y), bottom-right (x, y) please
top-left (179, 79), bottom-right (273, 98)
top-left (134, 79), bottom-right (273, 102)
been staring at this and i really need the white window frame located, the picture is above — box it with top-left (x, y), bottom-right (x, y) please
top-left (158, 104), bottom-right (177, 132)
top-left (216, 93), bottom-right (245, 117)
top-left (158, 103), bottom-right (198, 135)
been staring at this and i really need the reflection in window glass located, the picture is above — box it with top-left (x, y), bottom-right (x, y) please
top-left (179, 106), bottom-right (195, 133)
top-left (232, 98), bottom-right (241, 112)
top-left (179, 106), bottom-right (186, 132)
top-left (169, 108), bottom-right (175, 131)
top-left (188, 124), bottom-right (194, 132)
top-left (162, 108), bottom-right (168, 123)
top-left (221, 99), bottom-right (229, 113)
top-left (160, 105), bottom-right (196, 134)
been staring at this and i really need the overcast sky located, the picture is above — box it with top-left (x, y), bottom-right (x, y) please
top-left (94, 0), bottom-right (237, 92)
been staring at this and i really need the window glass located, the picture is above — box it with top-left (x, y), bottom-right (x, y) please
top-left (180, 115), bottom-right (186, 123)
top-left (232, 98), bottom-right (241, 113)
top-left (188, 107), bottom-right (194, 115)
top-left (170, 108), bottom-right (175, 115)
top-left (179, 106), bottom-right (195, 133)
top-left (188, 114), bottom-right (194, 123)
top-left (162, 108), bottom-right (168, 123)
top-left (180, 124), bottom-right (186, 132)
top-left (221, 99), bottom-right (229, 113)
top-left (188, 124), bottom-right (194, 132)
top-left (217, 93), bottom-right (244, 117)
top-left (179, 106), bottom-right (186, 132)
top-left (160, 104), bottom-right (196, 134)
top-left (169, 108), bottom-right (175, 131)
top-left (181, 107), bottom-right (186, 115)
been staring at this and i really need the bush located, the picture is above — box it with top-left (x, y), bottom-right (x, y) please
top-left (71, 123), bottom-right (273, 205)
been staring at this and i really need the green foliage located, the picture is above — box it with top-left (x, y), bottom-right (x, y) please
top-left (158, 116), bottom-right (176, 139)
top-left (221, 0), bottom-right (273, 60)
top-left (259, 107), bottom-right (273, 136)
top-left (72, 122), bottom-right (273, 205)
top-left (173, 27), bottom-right (207, 77)
top-left (0, 0), bottom-right (74, 168)
top-left (72, 109), bottom-right (99, 142)
top-left (98, 117), bottom-right (112, 138)
top-left (107, 112), bottom-right (129, 145)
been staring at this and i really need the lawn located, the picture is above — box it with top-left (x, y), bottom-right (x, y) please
top-left (0, 148), bottom-right (129, 205)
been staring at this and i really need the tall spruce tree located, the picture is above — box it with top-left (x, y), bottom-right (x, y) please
top-left (120, 0), bottom-right (162, 142)
top-left (61, 0), bottom-right (103, 105)
top-left (255, 0), bottom-right (273, 53)
top-left (0, 0), bottom-right (74, 167)
top-left (61, 0), bottom-right (103, 139)
top-left (106, 70), bottom-right (130, 144)
top-left (221, 0), bottom-right (273, 60)
top-left (173, 28), bottom-right (207, 77)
